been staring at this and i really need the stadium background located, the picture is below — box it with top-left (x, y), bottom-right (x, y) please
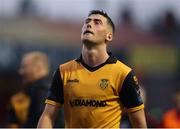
top-left (0, 0), bottom-right (180, 126)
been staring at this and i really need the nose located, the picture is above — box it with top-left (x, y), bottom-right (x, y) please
top-left (86, 21), bottom-right (92, 28)
top-left (87, 23), bottom-right (91, 28)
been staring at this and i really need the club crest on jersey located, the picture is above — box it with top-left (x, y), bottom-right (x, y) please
top-left (99, 79), bottom-right (109, 90)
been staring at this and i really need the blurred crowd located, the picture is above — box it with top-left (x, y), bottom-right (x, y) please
top-left (0, 0), bottom-right (180, 127)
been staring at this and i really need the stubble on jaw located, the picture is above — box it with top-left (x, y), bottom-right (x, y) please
top-left (82, 38), bottom-right (97, 48)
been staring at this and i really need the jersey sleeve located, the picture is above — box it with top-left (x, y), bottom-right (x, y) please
top-left (119, 71), bottom-right (144, 112)
top-left (45, 68), bottom-right (64, 107)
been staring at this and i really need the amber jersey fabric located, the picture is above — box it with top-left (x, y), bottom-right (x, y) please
top-left (45, 53), bottom-right (144, 128)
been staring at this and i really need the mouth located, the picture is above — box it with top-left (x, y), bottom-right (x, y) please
top-left (83, 30), bottom-right (94, 35)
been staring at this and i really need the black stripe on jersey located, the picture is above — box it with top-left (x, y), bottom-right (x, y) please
top-left (76, 52), bottom-right (117, 72)
top-left (119, 71), bottom-right (143, 109)
top-left (47, 68), bottom-right (64, 104)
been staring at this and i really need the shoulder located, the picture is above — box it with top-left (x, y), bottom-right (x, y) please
top-left (112, 59), bottom-right (132, 76)
top-left (60, 59), bottom-right (77, 67)
top-left (59, 59), bottom-right (77, 68)
top-left (116, 60), bottom-right (131, 71)
top-left (57, 59), bottom-right (79, 73)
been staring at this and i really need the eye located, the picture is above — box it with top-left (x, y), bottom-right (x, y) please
top-left (85, 19), bottom-right (90, 24)
top-left (94, 20), bottom-right (102, 25)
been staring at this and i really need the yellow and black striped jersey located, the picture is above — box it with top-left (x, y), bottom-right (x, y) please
top-left (45, 53), bottom-right (144, 128)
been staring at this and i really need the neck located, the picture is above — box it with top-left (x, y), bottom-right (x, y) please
top-left (24, 72), bottom-right (47, 85)
top-left (82, 43), bottom-right (109, 67)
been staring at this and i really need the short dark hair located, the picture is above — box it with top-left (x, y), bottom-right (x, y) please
top-left (88, 10), bottom-right (115, 33)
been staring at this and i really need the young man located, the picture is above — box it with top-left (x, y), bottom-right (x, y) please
top-left (38, 10), bottom-right (147, 128)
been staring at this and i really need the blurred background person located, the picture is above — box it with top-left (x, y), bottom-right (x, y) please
top-left (161, 86), bottom-right (180, 128)
top-left (6, 51), bottom-right (64, 128)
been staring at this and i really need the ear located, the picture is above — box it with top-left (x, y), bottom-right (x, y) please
top-left (105, 32), bottom-right (113, 42)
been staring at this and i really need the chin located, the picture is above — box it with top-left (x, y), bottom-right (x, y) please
top-left (82, 38), bottom-right (93, 44)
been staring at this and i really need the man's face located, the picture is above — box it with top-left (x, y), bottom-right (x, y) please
top-left (81, 14), bottom-right (112, 44)
top-left (19, 55), bottom-right (37, 84)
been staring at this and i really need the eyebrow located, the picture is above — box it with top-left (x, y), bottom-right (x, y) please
top-left (85, 18), bottom-right (103, 23)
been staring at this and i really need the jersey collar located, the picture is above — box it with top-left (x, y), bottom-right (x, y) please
top-left (75, 52), bottom-right (117, 72)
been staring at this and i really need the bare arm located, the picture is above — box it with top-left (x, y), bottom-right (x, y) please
top-left (37, 104), bottom-right (60, 128)
top-left (128, 109), bottom-right (147, 128)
